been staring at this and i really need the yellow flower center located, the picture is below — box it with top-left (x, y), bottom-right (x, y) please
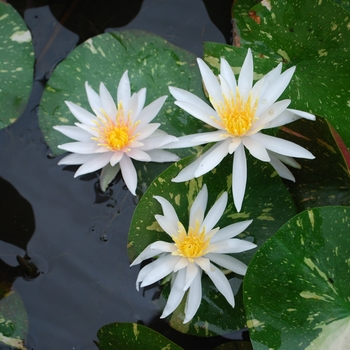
top-left (172, 221), bottom-right (210, 262)
top-left (94, 103), bottom-right (139, 151)
top-left (214, 88), bottom-right (258, 137)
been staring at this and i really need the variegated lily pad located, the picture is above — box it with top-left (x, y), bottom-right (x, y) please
top-left (244, 206), bottom-right (350, 349)
top-left (0, 2), bottom-right (34, 129)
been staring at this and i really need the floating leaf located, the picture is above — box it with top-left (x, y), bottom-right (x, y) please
top-left (95, 322), bottom-right (183, 350)
top-left (277, 117), bottom-right (350, 211)
top-left (0, 2), bottom-right (34, 129)
top-left (231, 0), bottom-right (350, 147)
top-left (244, 206), bottom-right (350, 349)
top-left (0, 288), bottom-right (28, 350)
top-left (128, 151), bottom-right (297, 336)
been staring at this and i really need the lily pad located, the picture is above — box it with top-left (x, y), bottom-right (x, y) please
top-left (276, 117), bottom-right (350, 211)
top-left (230, 0), bottom-right (350, 147)
top-left (0, 2), bottom-right (34, 129)
top-left (128, 151), bottom-right (297, 336)
top-left (39, 29), bottom-right (205, 158)
top-left (244, 206), bottom-right (350, 349)
top-left (95, 322), bottom-right (183, 350)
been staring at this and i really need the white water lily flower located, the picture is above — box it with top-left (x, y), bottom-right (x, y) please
top-left (131, 184), bottom-right (256, 323)
top-left (166, 49), bottom-right (315, 211)
top-left (54, 71), bottom-right (179, 195)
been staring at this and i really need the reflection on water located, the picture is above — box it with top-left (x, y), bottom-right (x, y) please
top-left (1, 0), bottom-right (237, 349)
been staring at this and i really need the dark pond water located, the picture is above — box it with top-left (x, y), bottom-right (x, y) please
top-left (0, 0), bottom-right (244, 349)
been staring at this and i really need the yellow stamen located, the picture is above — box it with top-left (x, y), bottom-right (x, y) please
top-left (214, 88), bottom-right (258, 137)
top-left (172, 221), bottom-right (210, 262)
top-left (94, 102), bottom-right (139, 151)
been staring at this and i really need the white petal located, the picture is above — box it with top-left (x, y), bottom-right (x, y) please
top-left (191, 130), bottom-right (228, 143)
top-left (184, 270), bottom-right (202, 323)
top-left (265, 108), bottom-right (315, 129)
top-left (287, 108), bottom-right (316, 120)
top-left (193, 256), bottom-right (211, 272)
top-left (65, 101), bottom-right (96, 126)
top-left (197, 58), bottom-right (223, 103)
top-left (211, 219), bottom-right (253, 243)
top-left (201, 191), bottom-right (227, 232)
top-left (150, 241), bottom-right (177, 253)
top-left (169, 86), bottom-right (216, 117)
top-left (99, 163), bottom-right (120, 191)
top-left (241, 136), bottom-right (270, 162)
top-left (251, 133), bottom-right (315, 159)
top-left (219, 74), bottom-right (233, 101)
top-left (131, 243), bottom-right (167, 266)
top-left (174, 101), bottom-right (220, 129)
top-left (127, 92), bottom-right (139, 123)
top-left (57, 153), bottom-right (97, 165)
top-left (85, 82), bottom-right (102, 115)
top-left (154, 196), bottom-right (179, 228)
top-left (189, 184), bottom-right (208, 228)
top-left (269, 151), bottom-right (300, 168)
top-left (162, 134), bottom-right (206, 149)
top-left (228, 137), bottom-right (242, 154)
top-left (139, 134), bottom-right (179, 151)
top-left (135, 88), bottom-right (146, 117)
top-left (161, 269), bottom-right (186, 318)
top-left (155, 215), bottom-right (178, 237)
top-left (208, 238), bottom-right (257, 254)
top-left (109, 151), bottom-right (123, 166)
top-left (58, 141), bottom-right (99, 154)
top-left (205, 253), bottom-right (248, 276)
top-left (174, 257), bottom-right (189, 272)
top-left (119, 155), bottom-right (138, 195)
top-left (183, 263), bottom-right (199, 291)
top-left (238, 48), bottom-right (253, 99)
top-left (268, 153), bottom-right (295, 181)
top-left (127, 149), bottom-right (152, 162)
top-left (194, 139), bottom-right (230, 178)
top-left (99, 82), bottom-right (117, 119)
top-left (220, 58), bottom-right (237, 92)
top-left (75, 122), bottom-right (99, 137)
top-left (136, 123), bottom-right (160, 141)
top-left (205, 262), bottom-right (235, 307)
top-left (146, 150), bottom-right (180, 163)
top-left (74, 152), bottom-right (111, 177)
top-left (136, 96), bottom-right (167, 129)
top-left (117, 71), bottom-right (131, 108)
top-left (141, 255), bottom-right (179, 288)
top-left (172, 154), bottom-right (204, 182)
top-left (53, 125), bottom-right (91, 142)
top-left (232, 143), bottom-right (247, 212)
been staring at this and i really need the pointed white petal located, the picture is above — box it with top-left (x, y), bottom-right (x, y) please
top-left (257, 62), bottom-right (282, 97)
top-left (205, 262), bottom-right (235, 307)
top-left (183, 262), bottom-right (199, 291)
top-left (135, 88), bottom-right (146, 117)
top-left (184, 270), bottom-right (202, 323)
top-left (197, 58), bottom-right (223, 103)
top-left (136, 96), bottom-right (167, 129)
top-left (191, 130), bottom-right (228, 143)
top-left (146, 150), bottom-right (180, 163)
top-left (238, 48), bottom-right (253, 99)
top-left (109, 151), bottom-right (123, 166)
top-left (241, 136), bottom-right (270, 162)
top-left (264, 109), bottom-right (302, 129)
top-left (57, 153), bottom-right (97, 165)
top-left (53, 125), bottom-right (91, 142)
top-left (154, 196), bottom-right (179, 227)
top-left (85, 82), bottom-right (103, 115)
top-left (251, 133), bottom-right (315, 159)
top-left (194, 139), bottom-right (230, 178)
top-left (75, 122), bottom-right (99, 137)
top-left (119, 155), bottom-right (138, 195)
top-left (117, 71), bottom-right (131, 108)
top-left (211, 219), bottom-right (253, 243)
top-left (287, 108), bottom-right (316, 120)
top-left (58, 141), bottom-right (99, 154)
top-left (136, 123), bottom-right (160, 141)
top-left (228, 137), bottom-right (242, 154)
top-left (131, 243), bottom-right (167, 266)
top-left (155, 215), bottom-right (178, 237)
top-left (174, 101), bottom-right (220, 129)
top-left (232, 143), bottom-right (247, 212)
top-left (172, 154), bottom-right (204, 182)
top-left (219, 74), bottom-right (233, 101)
top-left (65, 101), bottom-right (96, 125)
top-left (193, 256), bottom-right (211, 272)
top-left (269, 151), bottom-right (300, 168)
top-left (189, 184), bottom-right (208, 228)
top-left (150, 241), bottom-right (177, 253)
top-left (205, 253), bottom-right (248, 276)
top-left (162, 134), bottom-right (206, 149)
top-left (99, 163), bottom-right (120, 191)
top-left (208, 238), bottom-right (257, 254)
top-left (138, 134), bottom-right (176, 151)
top-left (74, 152), bottom-right (111, 177)
top-left (161, 269), bottom-right (186, 318)
top-left (127, 149), bottom-right (152, 162)
top-left (268, 153), bottom-right (295, 181)
top-left (127, 92), bottom-right (139, 123)
top-left (174, 257), bottom-right (188, 272)
top-left (201, 191), bottom-right (227, 232)
top-left (99, 82), bottom-right (117, 119)
top-left (220, 58), bottom-right (237, 92)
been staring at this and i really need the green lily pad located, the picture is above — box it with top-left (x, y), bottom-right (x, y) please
top-left (0, 2), bottom-right (34, 129)
top-left (0, 288), bottom-right (28, 350)
top-left (276, 117), bottom-right (350, 211)
top-left (39, 29), bottom-right (205, 158)
top-left (230, 0), bottom-right (350, 147)
top-left (244, 206), bottom-right (350, 349)
top-left (95, 322), bottom-right (183, 350)
top-left (128, 151), bottom-right (297, 336)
